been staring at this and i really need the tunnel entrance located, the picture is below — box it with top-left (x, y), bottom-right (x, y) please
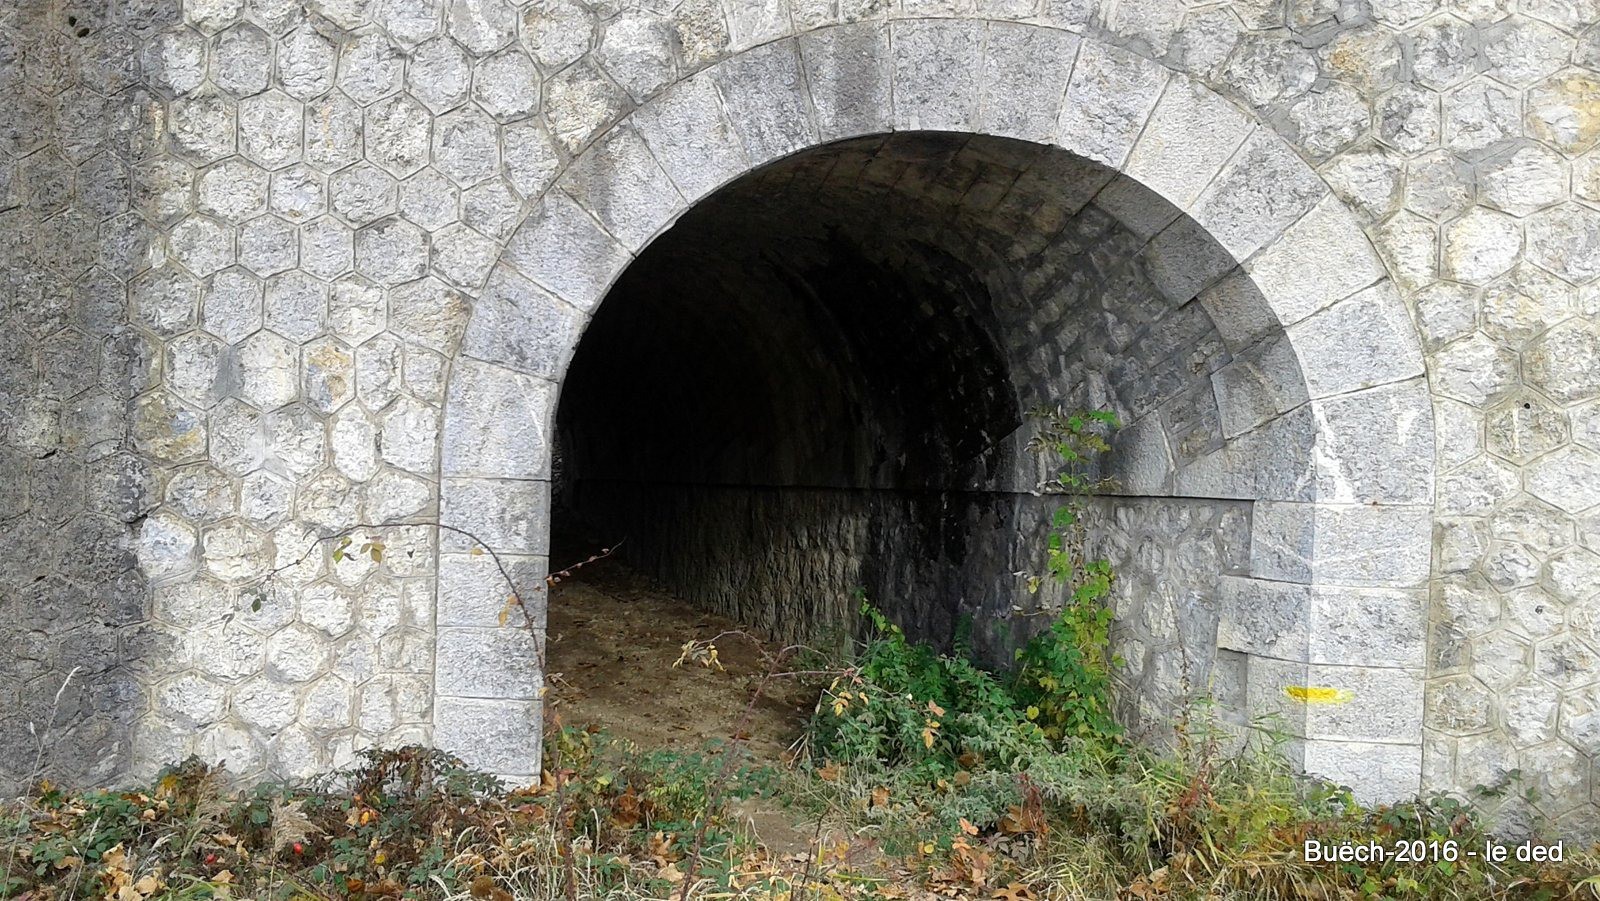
top-left (557, 134), bottom-right (1026, 660)
top-left (437, 31), bottom-right (1434, 797)
top-left (549, 132), bottom-right (1288, 738)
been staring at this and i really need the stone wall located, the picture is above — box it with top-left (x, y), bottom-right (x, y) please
top-left (1, 0), bottom-right (168, 790)
top-left (2, 0), bottom-right (1598, 832)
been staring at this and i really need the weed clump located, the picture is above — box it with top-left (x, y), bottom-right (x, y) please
top-left (799, 597), bottom-right (1600, 899)
top-left (810, 408), bottom-right (1127, 777)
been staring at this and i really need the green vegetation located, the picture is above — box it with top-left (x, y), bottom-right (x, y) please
top-left (0, 740), bottom-right (802, 901)
top-left (795, 406), bottom-right (1600, 898)
top-left (799, 605), bottom-right (1600, 899)
top-left (808, 408), bottom-right (1127, 777)
top-left (1013, 408), bottom-right (1123, 744)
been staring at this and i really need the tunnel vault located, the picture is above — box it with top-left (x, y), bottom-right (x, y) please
top-left (435, 24), bottom-right (1435, 803)
top-left (555, 132), bottom-right (1263, 697)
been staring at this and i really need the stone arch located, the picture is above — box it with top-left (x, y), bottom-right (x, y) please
top-left (433, 20), bottom-right (1434, 800)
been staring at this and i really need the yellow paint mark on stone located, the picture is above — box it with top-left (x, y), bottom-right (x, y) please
top-left (1284, 686), bottom-right (1354, 704)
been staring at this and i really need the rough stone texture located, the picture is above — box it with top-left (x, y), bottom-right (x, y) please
top-left (0, 0), bottom-right (1595, 832)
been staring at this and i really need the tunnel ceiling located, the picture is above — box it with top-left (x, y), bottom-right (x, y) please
top-left (558, 132), bottom-right (1312, 503)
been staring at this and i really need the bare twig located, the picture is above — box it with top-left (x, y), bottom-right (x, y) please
top-left (795, 807), bottom-right (829, 901)
top-left (676, 654), bottom-right (785, 901)
top-left (26, 665), bottom-right (81, 789)
top-left (3, 666), bottom-right (83, 894)
top-left (546, 543), bottom-right (623, 587)
top-left (269, 520), bottom-right (620, 666)
top-left (542, 713), bottom-right (580, 901)
top-left (59, 815), bottom-right (100, 901)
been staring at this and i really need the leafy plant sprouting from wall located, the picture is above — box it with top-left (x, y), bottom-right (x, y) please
top-left (1011, 407), bottom-right (1123, 744)
top-left (811, 408), bottom-right (1126, 774)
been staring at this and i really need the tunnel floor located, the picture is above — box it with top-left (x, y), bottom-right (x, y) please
top-left (543, 536), bottom-right (820, 767)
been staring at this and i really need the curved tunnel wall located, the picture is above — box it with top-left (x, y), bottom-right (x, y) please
top-left (555, 133), bottom-right (1302, 738)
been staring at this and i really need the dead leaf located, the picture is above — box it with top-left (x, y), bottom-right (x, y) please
top-left (270, 798), bottom-right (320, 854)
top-left (611, 788), bottom-right (643, 828)
top-left (648, 831), bottom-right (678, 867)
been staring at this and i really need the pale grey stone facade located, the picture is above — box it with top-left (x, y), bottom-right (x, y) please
top-left (2, 0), bottom-right (1599, 834)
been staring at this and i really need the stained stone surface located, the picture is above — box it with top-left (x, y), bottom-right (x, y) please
top-left (0, 0), bottom-right (1597, 833)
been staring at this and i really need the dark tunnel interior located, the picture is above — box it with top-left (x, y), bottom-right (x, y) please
top-left (551, 133), bottom-right (1294, 708)
top-left (554, 134), bottom-right (1048, 657)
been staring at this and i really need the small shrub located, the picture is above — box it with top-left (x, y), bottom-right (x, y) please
top-left (810, 598), bottom-right (1046, 779)
top-left (811, 408), bottom-right (1126, 776)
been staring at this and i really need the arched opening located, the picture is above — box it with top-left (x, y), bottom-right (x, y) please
top-left (548, 132), bottom-right (1299, 739)
top-left (436, 26), bottom-right (1434, 797)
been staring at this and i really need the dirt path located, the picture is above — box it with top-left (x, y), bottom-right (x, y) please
top-left (544, 557), bottom-right (821, 768)
top-left (544, 557), bottom-right (830, 854)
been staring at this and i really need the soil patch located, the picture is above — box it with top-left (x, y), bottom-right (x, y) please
top-left (544, 554), bottom-right (832, 855)
top-left (544, 555), bottom-right (821, 769)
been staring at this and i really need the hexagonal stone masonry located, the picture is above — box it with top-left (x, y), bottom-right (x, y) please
top-left (6, 4), bottom-right (1600, 831)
